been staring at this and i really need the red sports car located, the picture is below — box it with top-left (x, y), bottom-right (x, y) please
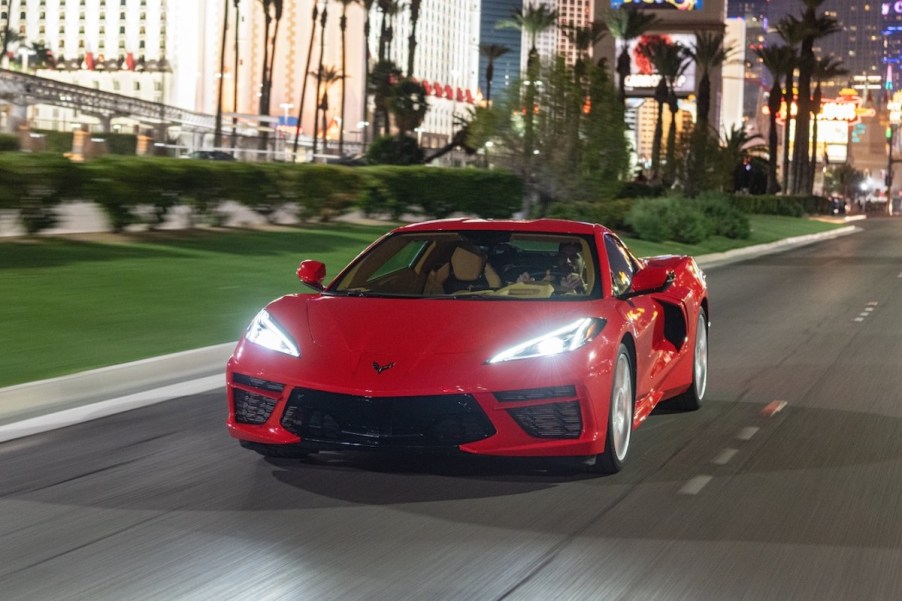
top-left (226, 219), bottom-right (708, 473)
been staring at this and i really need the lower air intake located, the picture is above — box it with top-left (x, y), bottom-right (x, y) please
top-left (507, 401), bottom-right (582, 439)
top-left (281, 388), bottom-right (495, 448)
top-left (233, 389), bottom-right (278, 424)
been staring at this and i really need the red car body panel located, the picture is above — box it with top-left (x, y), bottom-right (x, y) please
top-left (226, 219), bottom-right (708, 460)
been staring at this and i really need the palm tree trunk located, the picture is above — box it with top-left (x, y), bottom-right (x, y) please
top-left (257, 3), bottom-right (272, 151)
top-left (292, 1), bottom-right (319, 157)
top-left (485, 60), bottom-right (494, 104)
top-left (214, 0), bottom-right (229, 147)
top-left (312, 4), bottom-right (328, 157)
top-left (781, 70), bottom-right (794, 194)
top-left (406, 0), bottom-right (421, 77)
top-left (339, 6), bottom-right (348, 155)
top-left (230, 0), bottom-right (240, 148)
top-left (767, 83), bottom-right (781, 194)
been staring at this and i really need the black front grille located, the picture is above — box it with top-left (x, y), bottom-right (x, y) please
top-left (507, 401), bottom-right (582, 439)
top-left (281, 388), bottom-right (496, 448)
top-left (494, 385), bottom-right (577, 402)
top-left (233, 389), bottom-right (278, 424)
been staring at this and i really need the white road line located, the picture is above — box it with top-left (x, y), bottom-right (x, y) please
top-left (864, 307), bottom-right (875, 312)
top-left (711, 448), bottom-right (738, 465)
top-left (736, 426), bottom-right (759, 441)
top-left (679, 475), bottom-right (713, 495)
top-left (859, 312), bottom-right (871, 318)
top-left (853, 317), bottom-right (865, 322)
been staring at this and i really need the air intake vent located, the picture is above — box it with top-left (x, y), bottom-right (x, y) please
top-left (233, 389), bottom-right (278, 424)
top-left (508, 401), bottom-right (582, 438)
top-left (233, 373), bottom-right (285, 393)
top-left (494, 385), bottom-right (576, 402)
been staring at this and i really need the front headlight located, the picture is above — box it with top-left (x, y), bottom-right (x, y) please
top-left (487, 318), bottom-right (606, 364)
top-left (245, 309), bottom-right (300, 357)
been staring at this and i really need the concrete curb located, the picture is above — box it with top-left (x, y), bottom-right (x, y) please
top-left (695, 223), bottom-right (861, 269)
top-left (0, 342), bottom-right (235, 427)
top-left (0, 222), bottom-right (862, 438)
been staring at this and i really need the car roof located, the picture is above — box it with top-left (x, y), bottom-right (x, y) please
top-left (393, 218), bottom-right (610, 236)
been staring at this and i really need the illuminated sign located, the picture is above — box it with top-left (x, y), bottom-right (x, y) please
top-left (882, 2), bottom-right (902, 15)
top-left (764, 94), bottom-right (873, 126)
top-left (612, 0), bottom-right (703, 10)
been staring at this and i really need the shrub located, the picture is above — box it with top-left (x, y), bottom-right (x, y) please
top-left (547, 199), bottom-right (634, 230)
top-left (627, 197), bottom-right (711, 244)
top-left (694, 192), bottom-right (750, 239)
top-left (0, 134), bottom-right (20, 152)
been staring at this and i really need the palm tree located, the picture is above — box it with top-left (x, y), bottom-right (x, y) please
top-left (792, 2), bottom-right (840, 194)
top-left (775, 16), bottom-right (804, 194)
top-left (361, 0), bottom-right (376, 150)
top-left (256, 0), bottom-right (277, 150)
top-left (406, 0), bottom-right (422, 77)
top-left (230, 0), bottom-right (240, 147)
top-left (808, 55), bottom-right (846, 192)
top-left (562, 21), bottom-right (606, 82)
top-left (214, 0), bottom-right (230, 147)
top-left (602, 5), bottom-right (660, 105)
top-left (479, 43), bottom-right (510, 105)
top-left (265, 0), bottom-right (284, 113)
top-left (312, 1), bottom-right (329, 156)
top-left (337, 0), bottom-right (361, 155)
top-left (639, 36), bottom-right (686, 181)
top-left (755, 44), bottom-right (794, 194)
top-left (682, 31), bottom-right (733, 129)
top-left (497, 2), bottom-right (558, 69)
top-left (0, 0), bottom-right (18, 68)
top-left (292, 0), bottom-right (320, 157)
top-left (314, 66), bottom-right (345, 152)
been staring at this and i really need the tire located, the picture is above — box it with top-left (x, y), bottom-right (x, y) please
top-left (239, 440), bottom-right (314, 459)
top-left (593, 344), bottom-right (634, 474)
top-left (674, 308), bottom-right (708, 411)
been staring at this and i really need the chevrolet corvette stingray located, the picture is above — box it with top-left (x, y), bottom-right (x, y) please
top-left (226, 218), bottom-right (708, 473)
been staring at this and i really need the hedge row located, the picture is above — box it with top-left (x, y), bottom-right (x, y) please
top-left (0, 154), bottom-right (524, 234)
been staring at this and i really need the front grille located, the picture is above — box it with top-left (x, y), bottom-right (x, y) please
top-left (233, 389), bottom-right (278, 424)
top-left (507, 401), bottom-right (582, 439)
top-left (281, 388), bottom-right (496, 448)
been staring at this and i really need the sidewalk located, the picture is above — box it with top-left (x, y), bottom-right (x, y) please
top-left (0, 219), bottom-right (863, 443)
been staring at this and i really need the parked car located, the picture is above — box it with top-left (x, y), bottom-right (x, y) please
top-left (186, 150), bottom-right (235, 161)
top-left (226, 219), bottom-right (709, 473)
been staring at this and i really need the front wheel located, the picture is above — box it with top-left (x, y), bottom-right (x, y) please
top-left (674, 308), bottom-right (708, 411)
top-left (593, 344), bottom-right (634, 474)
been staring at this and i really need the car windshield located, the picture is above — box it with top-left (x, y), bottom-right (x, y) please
top-left (328, 231), bottom-right (600, 300)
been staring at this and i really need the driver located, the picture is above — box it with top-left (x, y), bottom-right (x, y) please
top-left (516, 241), bottom-right (587, 294)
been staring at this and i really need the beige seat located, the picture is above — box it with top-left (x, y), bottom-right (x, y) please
top-left (425, 246), bottom-right (501, 293)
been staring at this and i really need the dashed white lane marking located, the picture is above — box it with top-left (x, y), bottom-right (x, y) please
top-left (711, 448), bottom-right (738, 465)
top-left (864, 307), bottom-right (875, 312)
top-left (853, 317), bottom-right (865, 322)
top-left (679, 475), bottom-right (713, 495)
top-left (736, 426), bottom-right (759, 441)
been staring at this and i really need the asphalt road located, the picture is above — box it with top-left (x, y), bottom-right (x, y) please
top-left (2, 218), bottom-right (901, 601)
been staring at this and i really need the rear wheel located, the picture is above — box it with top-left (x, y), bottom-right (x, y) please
top-left (675, 308), bottom-right (708, 411)
top-left (593, 344), bottom-right (633, 474)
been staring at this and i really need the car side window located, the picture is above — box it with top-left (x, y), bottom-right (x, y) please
top-left (605, 235), bottom-right (637, 297)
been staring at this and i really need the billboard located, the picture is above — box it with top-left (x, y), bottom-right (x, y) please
top-left (611, 0), bottom-right (703, 10)
top-left (619, 33), bottom-right (698, 95)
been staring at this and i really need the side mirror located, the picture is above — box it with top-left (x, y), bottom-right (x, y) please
top-left (621, 265), bottom-right (674, 299)
top-left (297, 260), bottom-right (326, 291)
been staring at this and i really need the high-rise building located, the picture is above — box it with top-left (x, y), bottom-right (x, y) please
top-left (766, 0), bottom-right (884, 97)
top-left (727, 0), bottom-right (768, 124)
top-left (884, 0), bottom-right (902, 92)
top-left (477, 0), bottom-right (523, 102)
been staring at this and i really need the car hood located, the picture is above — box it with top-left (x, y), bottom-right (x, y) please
top-left (256, 294), bottom-right (600, 395)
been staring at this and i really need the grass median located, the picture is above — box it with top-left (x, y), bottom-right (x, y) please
top-left (0, 215), bottom-right (848, 388)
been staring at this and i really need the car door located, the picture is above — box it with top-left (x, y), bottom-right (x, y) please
top-left (603, 234), bottom-right (663, 412)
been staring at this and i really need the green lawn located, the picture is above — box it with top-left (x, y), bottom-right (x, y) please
top-left (0, 215), bottom-right (847, 388)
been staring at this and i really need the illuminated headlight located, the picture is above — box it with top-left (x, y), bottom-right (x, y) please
top-left (245, 309), bottom-right (300, 357)
top-left (487, 318), bottom-right (605, 364)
